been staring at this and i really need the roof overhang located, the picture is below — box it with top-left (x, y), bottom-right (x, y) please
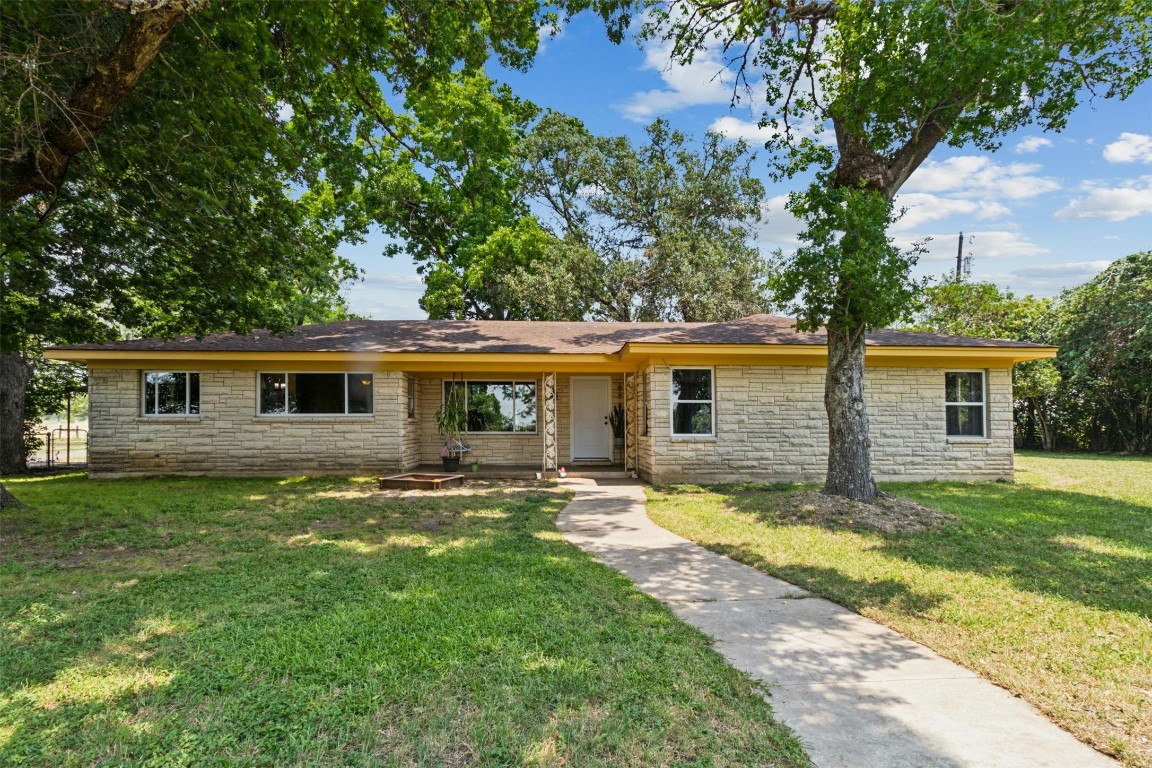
top-left (45, 342), bottom-right (1058, 371)
top-left (619, 342), bottom-right (1058, 368)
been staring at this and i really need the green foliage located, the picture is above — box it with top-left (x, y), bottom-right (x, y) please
top-left (775, 185), bottom-right (923, 332)
top-left (361, 71), bottom-right (543, 319)
top-left (504, 113), bottom-right (772, 321)
top-left (649, 0), bottom-right (1152, 331)
top-left (609, 404), bottom-right (626, 438)
top-left (0, 1), bottom-right (635, 470)
top-left (1054, 252), bottom-right (1152, 453)
top-left (648, 0), bottom-right (1152, 495)
top-left (20, 361), bottom-right (85, 457)
top-left (436, 379), bottom-right (468, 456)
top-left (911, 256), bottom-right (1152, 454)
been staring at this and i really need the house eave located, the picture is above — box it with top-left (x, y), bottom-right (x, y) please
top-left (44, 342), bottom-right (1058, 371)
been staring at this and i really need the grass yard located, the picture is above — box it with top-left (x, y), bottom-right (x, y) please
top-left (0, 475), bottom-right (810, 767)
top-left (648, 453), bottom-right (1152, 768)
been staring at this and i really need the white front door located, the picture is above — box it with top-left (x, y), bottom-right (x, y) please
top-left (571, 377), bottom-right (612, 460)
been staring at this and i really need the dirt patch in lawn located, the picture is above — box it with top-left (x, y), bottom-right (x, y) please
top-left (752, 490), bottom-right (954, 533)
top-left (374, 479), bottom-right (562, 500)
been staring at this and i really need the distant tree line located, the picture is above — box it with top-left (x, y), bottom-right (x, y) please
top-left (912, 252), bottom-right (1151, 454)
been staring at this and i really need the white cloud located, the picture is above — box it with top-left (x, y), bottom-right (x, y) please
top-left (1018, 260), bottom-right (1113, 277)
top-left (1103, 132), bottom-right (1152, 164)
top-left (710, 116), bottom-right (780, 143)
top-left (993, 260), bottom-right (1115, 295)
top-left (621, 36), bottom-right (737, 120)
top-left (905, 156), bottom-right (1060, 200)
top-left (892, 193), bottom-right (1011, 231)
top-left (752, 194), bottom-right (805, 248)
top-left (709, 114), bottom-right (829, 147)
top-left (536, 19), bottom-right (564, 54)
top-left (275, 101), bottom-right (294, 122)
top-left (1054, 176), bottom-right (1152, 222)
top-left (897, 230), bottom-right (1049, 264)
top-left (1015, 136), bottom-right (1052, 154)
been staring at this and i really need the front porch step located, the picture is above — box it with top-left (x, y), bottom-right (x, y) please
top-left (412, 463), bottom-right (634, 481)
top-left (563, 469), bottom-right (633, 480)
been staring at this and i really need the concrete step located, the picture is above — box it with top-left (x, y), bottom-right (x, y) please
top-left (563, 470), bottom-right (634, 480)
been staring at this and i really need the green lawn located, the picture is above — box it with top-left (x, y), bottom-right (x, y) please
top-left (647, 453), bottom-right (1152, 768)
top-left (0, 475), bottom-right (810, 767)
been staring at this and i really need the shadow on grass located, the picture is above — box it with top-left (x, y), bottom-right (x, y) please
top-left (717, 481), bottom-right (1151, 619)
top-left (0, 475), bottom-right (810, 767)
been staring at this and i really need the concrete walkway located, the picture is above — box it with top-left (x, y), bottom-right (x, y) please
top-left (557, 478), bottom-right (1116, 768)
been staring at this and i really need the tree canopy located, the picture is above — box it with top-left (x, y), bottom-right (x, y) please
top-left (912, 253), bottom-right (1152, 454)
top-left (0, 0), bottom-right (634, 478)
top-left (649, 0), bottom-right (1152, 500)
top-left (508, 114), bottom-right (771, 322)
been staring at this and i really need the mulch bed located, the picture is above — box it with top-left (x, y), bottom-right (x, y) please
top-left (759, 490), bottom-right (954, 533)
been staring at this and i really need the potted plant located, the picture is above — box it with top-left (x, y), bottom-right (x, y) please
top-left (609, 404), bottom-right (625, 449)
top-left (436, 381), bottom-right (467, 472)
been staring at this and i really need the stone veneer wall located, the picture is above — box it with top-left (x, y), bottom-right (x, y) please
top-left (643, 364), bottom-right (1014, 484)
top-left (87, 368), bottom-right (406, 477)
top-left (86, 364), bottom-right (1011, 480)
top-left (414, 375), bottom-right (551, 468)
top-left (413, 374), bottom-right (624, 468)
top-left (400, 374), bottom-right (421, 470)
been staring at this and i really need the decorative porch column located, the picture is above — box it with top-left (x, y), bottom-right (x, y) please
top-left (624, 372), bottom-right (638, 473)
top-left (542, 372), bottom-right (557, 472)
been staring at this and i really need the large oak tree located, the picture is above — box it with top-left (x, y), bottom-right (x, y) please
top-left (649, 0), bottom-right (1152, 500)
top-left (0, 0), bottom-right (632, 490)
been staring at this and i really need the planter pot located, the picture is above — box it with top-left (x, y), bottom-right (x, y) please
top-left (613, 437), bottom-right (625, 448)
top-left (470, 462), bottom-right (479, 473)
top-left (442, 456), bottom-right (461, 472)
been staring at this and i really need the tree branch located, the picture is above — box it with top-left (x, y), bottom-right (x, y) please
top-left (1, 0), bottom-right (204, 206)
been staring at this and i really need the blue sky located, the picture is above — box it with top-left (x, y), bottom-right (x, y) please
top-left (345, 13), bottom-right (1152, 320)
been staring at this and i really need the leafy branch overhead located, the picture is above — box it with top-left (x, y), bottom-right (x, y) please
top-left (648, 0), bottom-right (1152, 501)
top-left (379, 98), bottom-right (774, 322)
top-left (0, 0), bottom-right (634, 476)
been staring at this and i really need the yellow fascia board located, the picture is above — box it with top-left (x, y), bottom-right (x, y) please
top-left (45, 342), bottom-right (1057, 371)
top-left (623, 342), bottom-right (1057, 367)
top-left (42, 348), bottom-right (632, 373)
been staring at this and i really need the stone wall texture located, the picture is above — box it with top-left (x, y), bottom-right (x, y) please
top-left (88, 368), bottom-right (406, 477)
top-left (87, 364), bottom-right (1012, 481)
top-left (643, 364), bottom-right (1013, 484)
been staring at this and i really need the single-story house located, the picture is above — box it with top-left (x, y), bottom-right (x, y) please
top-left (45, 314), bottom-right (1056, 483)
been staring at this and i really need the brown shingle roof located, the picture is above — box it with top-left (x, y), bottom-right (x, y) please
top-left (639, 314), bottom-right (1049, 348)
top-left (55, 320), bottom-right (709, 355)
top-left (50, 315), bottom-right (1051, 354)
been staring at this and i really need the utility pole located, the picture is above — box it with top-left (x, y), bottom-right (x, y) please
top-left (956, 231), bottom-right (964, 280)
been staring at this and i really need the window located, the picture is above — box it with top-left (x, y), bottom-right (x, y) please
top-left (445, 380), bottom-right (537, 433)
top-left (259, 373), bottom-right (373, 415)
top-left (407, 376), bottom-right (417, 419)
top-left (946, 371), bottom-right (986, 437)
top-left (671, 368), bottom-right (714, 436)
top-left (143, 372), bottom-right (200, 416)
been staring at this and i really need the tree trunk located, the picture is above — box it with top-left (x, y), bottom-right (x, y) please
top-left (0, 351), bottom-right (33, 474)
top-left (0, 482), bottom-right (23, 509)
top-left (0, 0), bottom-right (198, 206)
top-left (822, 321), bottom-right (877, 502)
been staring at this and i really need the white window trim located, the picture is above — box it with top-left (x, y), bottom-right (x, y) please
top-left (141, 371), bottom-right (199, 417)
top-left (670, 366), bottom-right (716, 438)
top-left (945, 369), bottom-right (988, 439)
top-left (256, 372), bottom-right (375, 417)
top-left (444, 379), bottom-right (539, 434)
